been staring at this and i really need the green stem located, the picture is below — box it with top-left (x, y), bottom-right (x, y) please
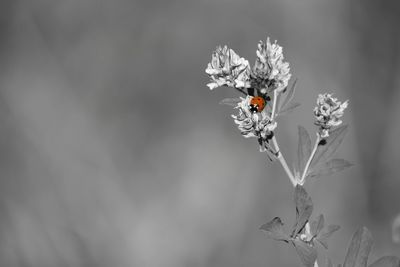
top-left (271, 90), bottom-right (278, 120)
top-left (270, 89), bottom-right (297, 187)
top-left (271, 136), bottom-right (297, 187)
top-left (300, 134), bottom-right (320, 184)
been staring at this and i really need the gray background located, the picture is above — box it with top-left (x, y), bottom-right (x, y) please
top-left (0, 0), bottom-right (399, 266)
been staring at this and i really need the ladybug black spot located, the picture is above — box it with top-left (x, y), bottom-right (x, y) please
top-left (249, 105), bottom-right (258, 113)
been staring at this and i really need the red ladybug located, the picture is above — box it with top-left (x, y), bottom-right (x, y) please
top-left (250, 96), bottom-right (266, 113)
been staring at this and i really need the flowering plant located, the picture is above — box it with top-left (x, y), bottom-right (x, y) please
top-left (205, 37), bottom-right (400, 267)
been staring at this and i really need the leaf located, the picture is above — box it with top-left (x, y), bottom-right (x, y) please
top-left (343, 227), bottom-right (373, 267)
top-left (316, 224), bottom-right (341, 249)
top-left (278, 102), bottom-right (301, 116)
top-left (279, 78), bottom-right (298, 112)
top-left (292, 238), bottom-right (318, 267)
top-left (297, 126), bottom-right (312, 174)
top-left (293, 185), bottom-right (313, 236)
top-left (308, 159), bottom-right (353, 179)
top-left (219, 97), bottom-right (241, 107)
top-left (368, 256), bottom-right (400, 267)
top-left (310, 214), bottom-right (325, 237)
top-left (311, 125), bottom-right (348, 169)
top-left (260, 217), bottom-right (289, 242)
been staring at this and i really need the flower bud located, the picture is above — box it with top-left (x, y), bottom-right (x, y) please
top-left (252, 38), bottom-right (291, 93)
top-left (314, 93), bottom-right (348, 138)
top-left (205, 46), bottom-right (251, 90)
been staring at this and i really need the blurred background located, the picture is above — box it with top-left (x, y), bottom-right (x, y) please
top-left (0, 0), bottom-right (399, 266)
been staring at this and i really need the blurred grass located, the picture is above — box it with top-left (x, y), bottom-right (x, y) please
top-left (0, 0), bottom-right (399, 266)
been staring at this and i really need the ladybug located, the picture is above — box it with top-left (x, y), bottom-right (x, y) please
top-left (249, 96), bottom-right (269, 113)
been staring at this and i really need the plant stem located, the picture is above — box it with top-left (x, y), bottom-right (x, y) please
top-left (300, 134), bottom-right (320, 184)
top-left (270, 89), bottom-right (297, 187)
top-left (303, 223), bottom-right (319, 267)
top-left (271, 90), bottom-right (278, 119)
top-left (271, 136), bottom-right (297, 187)
top-left (269, 89), bottom-right (317, 265)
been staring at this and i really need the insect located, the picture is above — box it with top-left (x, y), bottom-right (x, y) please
top-left (250, 96), bottom-right (270, 113)
top-left (219, 90), bottom-right (271, 113)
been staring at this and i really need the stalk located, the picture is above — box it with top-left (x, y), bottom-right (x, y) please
top-left (300, 134), bottom-right (320, 184)
top-left (271, 136), bottom-right (297, 187)
top-left (270, 89), bottom-right (297, 187)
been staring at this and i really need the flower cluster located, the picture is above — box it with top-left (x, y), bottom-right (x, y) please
top-left (252, 38), bottom-right (291, 93)
top-left (232, 96), bottom-right (277, 152)
top-left (205, 46), bottom-right (251, 90)
top-left (314, 93), bottom-right (349, 138)
top-left (205, 37), bottom-right (291, 93)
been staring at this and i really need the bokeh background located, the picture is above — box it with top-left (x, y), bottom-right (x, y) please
top-left (0, 0), bottom-right (399, 266)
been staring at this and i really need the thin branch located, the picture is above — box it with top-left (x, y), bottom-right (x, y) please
top-left (271, 89), bottom-right (278, 119)
top-left (269, 89), bottom-right (297, 187)
top-left (300, 134), bottom-right (320, 184)
top-left (271, 136), bottom-right (297, 187)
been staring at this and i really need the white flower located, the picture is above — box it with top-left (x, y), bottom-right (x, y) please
top-left (232, 96), bottom-right (277, 151)
top-left (205, 46), bottom-right (251, 90)
top-left (252, 37), bottom-right (291, 92)
top-left (314, 93), bottom-right (349, 138)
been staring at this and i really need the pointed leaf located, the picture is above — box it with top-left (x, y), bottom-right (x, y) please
top-left (310, 214), bottom-right (325, 237)
top-left (316, 224), bottom-right (340, 249)
top-left (343, 227), bottom-right (373, 267)
top-left (298, 126), bottom-right (312, 174)
top-left (308, 159), bottom-right (353, 179)
top-left (219, 97), bottom-right (241, 107)
top-left (311, 125), bottom-right (348, 168)
top-left (293, 185), bottom-right (313, 235)
top-left (368, 256), bottom-right (400, 267)
top-left (292, 239), bottom-right (318, 267)
top-left (260, 217), bottom-right (289, 242)
top-left (278, 102), bottom-right (301, 116)
top-left (279, 78), bottom-right (298, 111)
